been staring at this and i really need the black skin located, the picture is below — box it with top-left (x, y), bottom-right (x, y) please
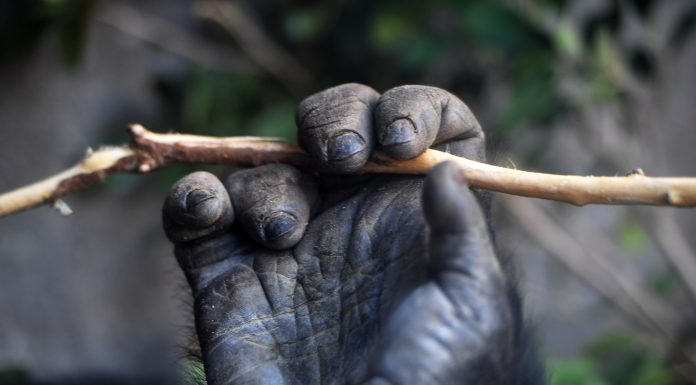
top-left (163, 84), bottom-right (542, 385)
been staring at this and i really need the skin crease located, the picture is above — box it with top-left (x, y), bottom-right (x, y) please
top-left (163, 84), bottom-right (543, 385)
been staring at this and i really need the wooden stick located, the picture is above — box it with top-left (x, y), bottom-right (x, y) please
top-left (1, 124), bottom-right (695, 217)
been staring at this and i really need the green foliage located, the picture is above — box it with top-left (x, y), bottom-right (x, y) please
top-left (0, 0), bottom-right (93, 66)
top-left (457, 2), bottom-right (551, 57)
top-left (553, 21), bottom-right (582, 59)
top-left (649, 270), bottom-right (679, 298)
top-left (498, 66), bottom-right (557, 133)
top-left (549, 332), bottom-right (673, 385)
top-left (588, 31), bottom-right (623, 100)
top-left (619, 216), bottom-right (648, 254)
top-left (56, 0), bottom-right (94, 67)
top-left (247, 100), bottom-right (296, 140)
top-left (585, 333), bottom-right (672, 385)
top-left (0, 367), bottom-right (29, 382)
top-left (549, 358), bottom-right (608, 385)
top-left (284, 7), bottom-right (328, 43)
top-left (182, 359), bottom-right (207, 385)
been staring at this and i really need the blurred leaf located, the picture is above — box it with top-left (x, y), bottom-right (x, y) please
top-left (585, 332), bottom-right (671, 385)
top-left (594, 30), bottom-right (621, 77)
top-left (400, 37), bottom-right (443, 70)
top-left (183, 69), bottom-right (217, 132)
top-left (588, 30), bottom-right (623, 100)
top-left (457, 1), bottom-right (551, 56)
top-left (631, 358), bottom-right (671, 385)
top-left (582, 2), bottom-right (619, 45)
top-left (370, 12), bottom-right (414, 51)
top-left (554, 21), bottom-right (582, 59)
top-left (548, 358), bottom-right (608, 385)
top-left (182, 70), bottom-right (263, 136)
top-left (284, 7), bottom-right (328, 43)
top-left (586, 333), bottom-right (633, 354)
top-left (499, 70), bottom-right (557, 133)
top-left (0, 367), bottom-right (29, 382)
top-left (246, 101), bottom-right (296, 141)
top-left (648, 270), bottom-right (679, 298)
top-left (57, 0), bottom-right (95, 67)
top-left (40, 0), bottom-right (67, 13)
top-left (619, 216), bottom-right (648, 254)
top-left (182, 359), bottom-right (207, 385)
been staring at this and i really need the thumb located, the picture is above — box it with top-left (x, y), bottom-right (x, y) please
top-left (422, 161), bottom-right (506, 308)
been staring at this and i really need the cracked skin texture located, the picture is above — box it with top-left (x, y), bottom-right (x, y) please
top-left (163, 84), bottom-right (541, 385)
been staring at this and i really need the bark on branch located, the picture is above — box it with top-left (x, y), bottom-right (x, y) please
top-left (1, 124), bottom-right (695, 217)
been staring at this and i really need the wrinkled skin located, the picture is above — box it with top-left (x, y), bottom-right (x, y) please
top-left (163, 84), bottom-right (540, 385)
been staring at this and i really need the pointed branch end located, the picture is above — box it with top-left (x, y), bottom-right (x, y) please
top-left (128, 123), bottom-right (148, 137)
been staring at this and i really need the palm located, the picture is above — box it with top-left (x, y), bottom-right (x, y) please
top-left (194, 177), bottom-right (427, 384)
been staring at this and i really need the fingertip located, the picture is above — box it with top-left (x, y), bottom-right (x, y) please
top-left (375, 86), bottom-right (440, 160)
top-left (162, 171), bottom-right (234, 243)
top-left (296, 83), bottom-right (379, 174)
top-left (258, 211), bottom-right (303, 250)
top-left (378, 118), bottom-right (422, 160)
top-left (422, 161), bottom-right (483, 234)
top-left (325, 130), bottom-right (370, 172)
top-left (227, 165), bottom-right (316, 250)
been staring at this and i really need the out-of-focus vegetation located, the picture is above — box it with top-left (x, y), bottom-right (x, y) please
top-left (550, 332), bottom-right (673, 385)
top-left (2, 0), bottom-right (696, 384)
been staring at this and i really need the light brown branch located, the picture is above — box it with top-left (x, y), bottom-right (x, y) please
top-left (1, 124), bottom-right (696, 217)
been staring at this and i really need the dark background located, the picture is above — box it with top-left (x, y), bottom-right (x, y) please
top-left (1, 0), bottom-right (696, 384)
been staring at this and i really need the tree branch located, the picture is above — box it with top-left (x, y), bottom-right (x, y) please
top-left (1, 124), bottom-right (695, 217)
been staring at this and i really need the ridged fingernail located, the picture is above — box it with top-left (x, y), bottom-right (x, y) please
top-left (181, 189), bottom-right (222, 227)
top-left (262, 213), bottom-right (297, 241)
top-left (381, 119), bottom-right (415, 147)
top-left (327, 132), bottom-right (366, 162)
top-left (186, 189), bottom-right (214, 210)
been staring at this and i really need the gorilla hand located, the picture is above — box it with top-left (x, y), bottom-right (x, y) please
top-left (163, 84), bottom-right (525, 385)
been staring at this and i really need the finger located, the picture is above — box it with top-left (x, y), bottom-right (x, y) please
top-left (164, 173), bottom-right (297, 384)
top-left (227, 164), bottom-right (317, 250)
top-left (162, 171), bottom-right (234, 244)
top-left (195, 259), bottom-right (295, 385)
top-left (422, 161), bottom-right (507, 307)
top-left (296, 83), bottom-right (380, 173)
top-left (375, 85), bottom-right (485, 161)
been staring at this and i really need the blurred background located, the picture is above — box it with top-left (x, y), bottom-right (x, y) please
top-left (1, 0), bottom-right (695, 384)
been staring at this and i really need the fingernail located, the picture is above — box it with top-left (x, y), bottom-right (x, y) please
top-left (381, 119), bottom-right (415, 147)
top-left (262, 213), bottom-right (297, 241)
top-left (181, 189), bottom-right (222, 227)
top-left (327, 132), bottom-right (366, 162)
top-left (185, 189), bottom-right (214, 210)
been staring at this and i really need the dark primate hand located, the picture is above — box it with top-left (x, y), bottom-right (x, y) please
top-left (163, 84), bottom-right (522, 385)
